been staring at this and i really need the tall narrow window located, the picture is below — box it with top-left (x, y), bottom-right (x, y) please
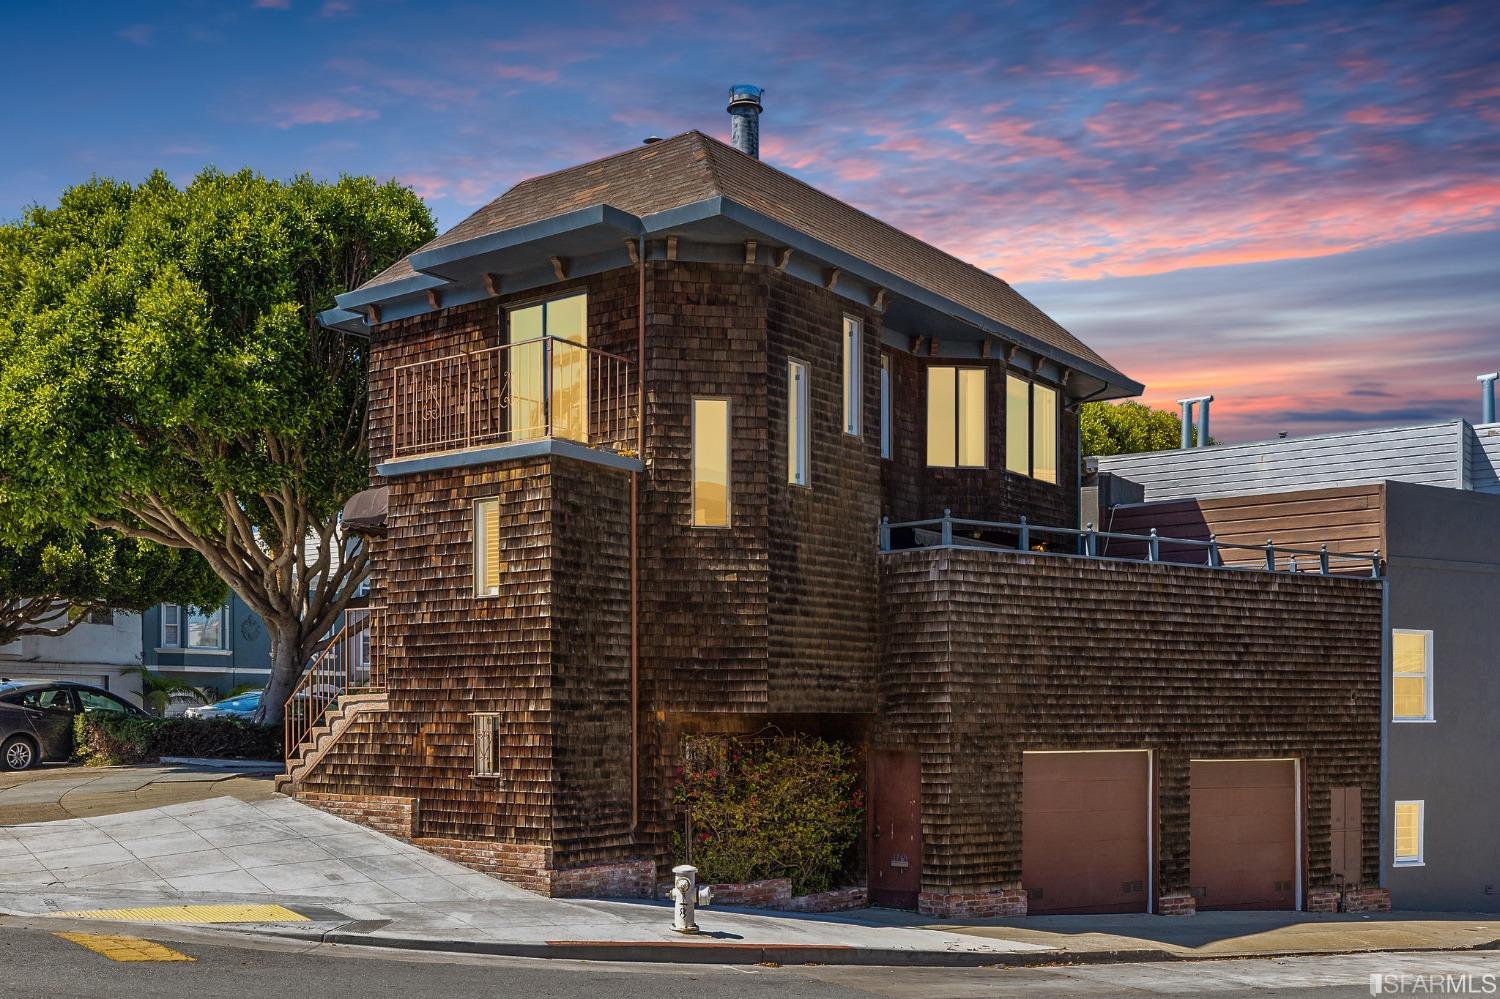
top-left (507, 293), bottom-right (588, 443)
top-left (1392, 629), bottom-right (1433, 721)
top-left (473, 713), bottom-right (502, 777)
top-left (842, 315), bottom-right (862, 436)
top-left (1007, 373), bottom-right (1060, 482)
top-left (879, 353), bottom-right (892, 459)
top-left (474, 498), bottom-right (502, 596)
top-left (788, 360), bottom-right (810, 486)
top-left (1394, 800), bottom-right (1424, 866)
top-left (926, 367), bottom-right (986, 468)
top-left (693, 398), bottom-right (731, 527)
top-left (161, 605), bottom-right (181, 647)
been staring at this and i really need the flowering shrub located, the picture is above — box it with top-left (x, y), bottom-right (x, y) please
top-left (672, 734), bottom-right (864, 896)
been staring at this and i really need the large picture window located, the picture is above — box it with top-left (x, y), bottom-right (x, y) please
top-left (926, 366), bottom-right (986, 468)
top-left (160, 604), bottom-right (227, 650)
top-left (1005, 373), bottom-right (1059, 483)
top-left (507, 292), bottom-right (587, 443)
top-left (693, 398), bottom-right (732, 527)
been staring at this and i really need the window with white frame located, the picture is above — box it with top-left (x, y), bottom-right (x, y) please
top-left (161, 605), bottom-right (181, 647)
top-left (879, 353), bottom-right (891, 460)
top-left (1394, 800), bottom-right (1424, 866)
top-left (842, 315), bottom-right (862, 436)
top-left (473, 713), bottom-right (502, 777)
top-left (160, 604), bottom-right (227, 650)
top-left (1392, 629), bottom-right (1433, 721)
top-left (474, 498), bottom-right (502, 597)
top-left (788, 359), bottom-right (810, 486)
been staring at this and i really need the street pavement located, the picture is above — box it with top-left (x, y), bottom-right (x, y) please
top-left (0, 764), bottom-right (276, 824)
top-left (5, 919), bottom-right (1500, 998)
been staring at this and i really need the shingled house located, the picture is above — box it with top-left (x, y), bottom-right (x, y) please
top-left (290, 90), bottom-right (1387, 918)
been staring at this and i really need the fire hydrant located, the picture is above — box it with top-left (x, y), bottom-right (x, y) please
top-left (670, 864), bottom-right (713, 933)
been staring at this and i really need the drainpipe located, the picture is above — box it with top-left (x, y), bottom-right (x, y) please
top-left (630, 233), bottom-right (645, 833)
top-left (1479, 373), bottom-right (1498, 425)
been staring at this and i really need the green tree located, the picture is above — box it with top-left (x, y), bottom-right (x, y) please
top-left (1081, 400), bottom-right (1206, 457)
top-left (0, 169), bottom-right (434, 723)
top-left (0, 530), bottom-right (224, 645)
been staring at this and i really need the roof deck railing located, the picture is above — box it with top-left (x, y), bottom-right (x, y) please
top-left (878, 510), bottom-right (1383, 579)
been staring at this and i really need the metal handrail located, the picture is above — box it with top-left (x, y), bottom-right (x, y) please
top-left (391, 337), bottom-right (636, 459)
top-left (878, 510), bottom-right (1383, 578)
top-left (284, 608), bottom-right (382, 766)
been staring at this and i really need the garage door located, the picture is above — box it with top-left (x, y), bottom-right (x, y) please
top-left (1022, 751), bottom-right (1151, 915)
top-left (1190, 760), bottom-right (1298, 911)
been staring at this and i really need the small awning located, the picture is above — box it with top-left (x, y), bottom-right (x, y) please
top-left (341, 485), bottom-right (389, 534)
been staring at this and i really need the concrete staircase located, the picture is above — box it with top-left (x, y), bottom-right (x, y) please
top-left (276, 691), bottom-right (388, 792)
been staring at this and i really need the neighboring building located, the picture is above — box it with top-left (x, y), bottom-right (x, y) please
top-left (0, 610), bottom-right (145, 704)
top-left (284, 95), bottom-right (1385, 918)
top-left (141, 595), bottom-right (272, 695)
top-left (1095, 412), bottom-right (1500, 912)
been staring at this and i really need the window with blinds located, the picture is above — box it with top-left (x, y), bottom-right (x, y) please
top-left (473, 713), bottom-right (502, 776)
top-left (1392, 629), bottom-right (1433, 721)
top-left (1393, 800), bottom-right (1424, 866)
top-left (474, 498), bottom-right (503, 596)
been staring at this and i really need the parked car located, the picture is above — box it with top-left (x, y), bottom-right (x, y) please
top-left (0, 680), bottom-right (151, 771)
top-left (183, 690), bottom-right (262, 721)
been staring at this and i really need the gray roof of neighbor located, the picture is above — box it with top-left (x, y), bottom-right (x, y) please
top-left (361, 131), bottom-right (1125, 377)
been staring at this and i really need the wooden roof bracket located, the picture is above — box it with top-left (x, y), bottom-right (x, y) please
top-left (824, 267), bottom-right (841, 291)
top-left (550, 256), bottom-right (569, 281)
top-left (365, 303), bottom-right (381, 325)
top-left (665, 236), bottom-right (679, 261)
top-left (744, 239), bottom-right (758, 266)
top-left (623, 240), bottom-right (639, 265)
top-left (426, 289), bottom-right (442, 311)
top-left (483, 273), bottom-right (501, 297)
top-left (869, 286), bottom-right (888, 312)
top-left (775, 247), bottom-right (794, 270)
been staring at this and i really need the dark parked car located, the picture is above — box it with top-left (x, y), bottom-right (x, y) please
top-left (0, 680), bottom-right (150, 771)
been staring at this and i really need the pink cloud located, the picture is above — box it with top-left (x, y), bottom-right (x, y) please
top-left (1046, 62), bottom-right (1134, 87)
top-left (263, 98), bottom-right (378, 128)
top-left (494, 64), bottom-right (560, 85)
top-left (253, 0), bottom-right (291, 7)
top-left (320, 0), bottom-right (353, 15)
top-left (1344, 106), bottom-right (1429, 126)
top-left (117, 24), bottom-right (153, 46)
top-left (399, 173), bottom-right (451, 199)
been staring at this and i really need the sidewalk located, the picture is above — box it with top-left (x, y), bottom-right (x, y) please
top-left (4, 792), bottom-right (1499, 967)
top-left (0, 764), bottom-right (277, 824)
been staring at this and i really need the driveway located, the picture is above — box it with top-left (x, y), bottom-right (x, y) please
top-left (0, 765), bottom-right (277, 825)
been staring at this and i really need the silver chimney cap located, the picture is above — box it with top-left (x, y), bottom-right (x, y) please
top-left (727, 84), bottom-right (764, 158)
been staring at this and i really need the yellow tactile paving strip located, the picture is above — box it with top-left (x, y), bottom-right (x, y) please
top-left (53, 932), bottom-right (196, 962)
top-left (48, 903), bottom-right (309, 924)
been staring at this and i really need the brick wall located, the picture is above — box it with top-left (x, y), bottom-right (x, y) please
top-left (292, 791), bottom-right (417, 839)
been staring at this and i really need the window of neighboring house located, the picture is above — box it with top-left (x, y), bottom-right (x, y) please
top-left (507, 292), bottom-right (588, 443)
top-left (1005, 373), bottom-right (1059, 483)
top-left (1394, 800), bottom-right (1424, 866)
top-left (842, 315), bottom-right (862, 436)
top-left (1392, 629), bottom-right (1433, 721)
top-left (879, 354), bottom-right (892, 460)
top-left (473, 713), bottom-right (502, 777)
top-left (86, 607), bottom-right (113, 626)
top-left (474, 498), bottom-right (503, 597)
top-left (161, 605), bottom-right (181, 647)
top-left (926, 366), bottom-right (986, 468)
top-left (185, 605), bottom-right (226, 650)
top-left (692, 398), bottom-right (731, 527)
top-left (788, 359), bottom-right (810, 486)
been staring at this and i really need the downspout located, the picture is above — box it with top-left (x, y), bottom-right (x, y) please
top-left (630, 233), bottom-right (645, 833)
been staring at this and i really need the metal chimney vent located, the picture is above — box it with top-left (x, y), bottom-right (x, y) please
top-left (1177, 395), bottom-right (1213, 448)
top-left (1478, 372), bottom-right (1498, 425)
top-left (727, 84), bottom-right (764, 158)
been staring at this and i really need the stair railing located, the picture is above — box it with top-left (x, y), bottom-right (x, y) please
top-left (283, 608), bottom-right (380, 766)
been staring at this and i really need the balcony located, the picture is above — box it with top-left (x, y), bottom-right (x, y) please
top-left (389, 337), bottom-right (637, 465)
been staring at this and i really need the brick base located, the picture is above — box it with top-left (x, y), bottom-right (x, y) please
top-left (1341, 887), bottom-right (1392, 913)
top-left (919, 889), bottom-right (1028, 919)
top-left (291, 789), bottom-right (652, 899)
top-left (1307, 889), bottom-right (1341, 913)
top-left (1158, 893), bottom-right (1196, 916)
top-left (655, 879), bottom-right (869, 913)
top-left (784, 885), bottom-right (868, 913)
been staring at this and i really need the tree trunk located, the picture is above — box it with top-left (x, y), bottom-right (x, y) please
top-left (256, 621), bottom-right (304, 728)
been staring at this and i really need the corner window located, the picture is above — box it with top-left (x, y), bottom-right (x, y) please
top-left (1392, 629), bottom-right (1433, 722)
top-left (788, 360), bottom-right (810, 486)
top-left (926, 366), bottom-right (986, 468)
top-left (879, 353), bottom-right (892, 460)
top-left (474, 498), bottom-right (502, 596)
top-left (842, 316), bottom-right (862, 436)
top-left (506, 292), bottom-right (588, 443)
top-left (1394, 800), bottom-right (1424, 866)
top-left (474, 713), bottom-right (502, 777)
top-left (692, 398), bottom-right (731, 527)
top-left (1006, 374), bottom-right (1059, 483)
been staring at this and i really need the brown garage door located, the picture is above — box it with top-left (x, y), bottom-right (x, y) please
top-left (1022, 751), bottom-right (1151, 915)
top-left (1190, 760), bottom-right (1298, 911)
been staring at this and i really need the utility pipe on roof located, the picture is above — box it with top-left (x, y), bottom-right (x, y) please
top-left (1479, 372), bottom-right (1498, 425)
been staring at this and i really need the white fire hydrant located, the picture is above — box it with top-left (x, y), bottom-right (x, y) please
top-left (670, 864), bottom-right (713, 933)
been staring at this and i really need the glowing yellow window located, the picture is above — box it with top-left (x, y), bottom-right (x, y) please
top-left (507, 293), bottom-right (588, 444)
top-left (927, 366), bottom-right (985, 468)
top-left (1394, 801), bottom-right (1423, 866)
top-left (1031, 382), bottom-right (1058, 484)
top-left (693, 398), bottom-right (731, 527)
top-left (1005, 373), bottom-right (1030, 476)
top-left (1392, 630), bottom-right (1432, 721)
top-left (474, 498), bottom-right (502, 596)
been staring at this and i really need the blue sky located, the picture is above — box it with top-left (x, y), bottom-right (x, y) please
top-left (3, 0), bottom-right (1497, 440)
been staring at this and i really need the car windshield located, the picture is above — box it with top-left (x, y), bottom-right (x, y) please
top-left (217, 693), bottom-right (260, 709)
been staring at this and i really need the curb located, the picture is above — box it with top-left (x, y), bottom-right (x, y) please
top-left (157, 757), bottom-right (284, 772)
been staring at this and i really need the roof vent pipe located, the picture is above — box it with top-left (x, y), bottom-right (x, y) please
top-left (1177, 395), bottom-right (1214, 448)
top-left (1479, 372), bottom-right (1498, 425)
top-left (727, 85), bottom-right (764, 158)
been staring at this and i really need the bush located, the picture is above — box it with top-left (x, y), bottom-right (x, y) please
top-left (73, 712), bottom-right (281, 766)
top-left (673, 734), bottom-right (864, 896)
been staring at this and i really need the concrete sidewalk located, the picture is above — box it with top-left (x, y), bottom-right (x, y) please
top-left (0, 764), bottom-right (277, 824)
top-left (4, 792), bottom-right (1499, 967)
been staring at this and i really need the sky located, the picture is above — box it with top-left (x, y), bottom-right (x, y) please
top-left (2, 0), bottom-right (1497, 442)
